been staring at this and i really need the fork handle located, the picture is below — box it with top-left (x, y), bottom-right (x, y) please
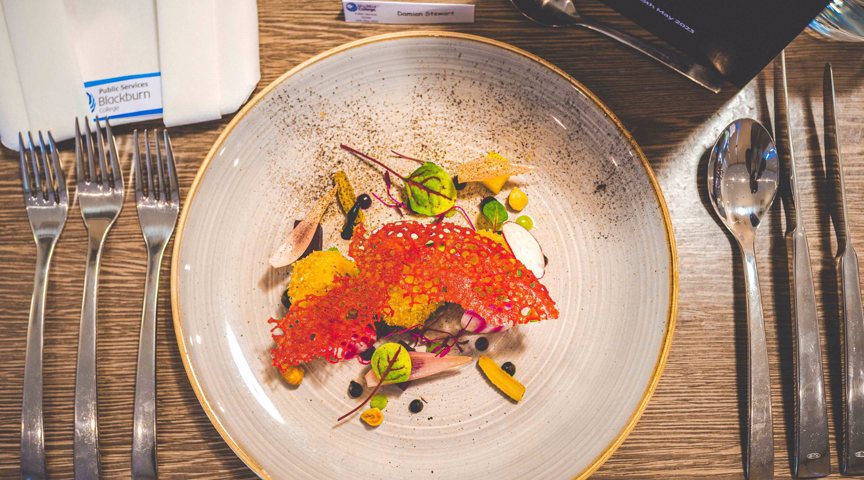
top-left (132, 246), bottom-right (168, 479)
top-left (21, 240), bottom-right (56, 480)
top-left (838, 246), bottom-right (864, 473)
top-left (74, 234), bottom-right (107, 479)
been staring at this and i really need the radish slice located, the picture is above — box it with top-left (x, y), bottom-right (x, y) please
top-left (502, 221), bottom-right (545, 278)
top-left (460, 310), bottom-right (512, 334)
top-left (269, 187), bottom-right (336, 268)
top-left (364, 351), bottom-right (471, 386)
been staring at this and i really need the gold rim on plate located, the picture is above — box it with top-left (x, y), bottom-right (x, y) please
top-left (170, 30), bottom-right (679, 480)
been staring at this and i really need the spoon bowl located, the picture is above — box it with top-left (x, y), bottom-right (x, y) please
top-left (708, 118), bottom-right (780, 243)
top-left (707, 117), bottom-right (779, 480)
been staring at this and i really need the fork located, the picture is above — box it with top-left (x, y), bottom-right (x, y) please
top-left (73, 117), bottom-right (124, 479)
top-left (131, 129), bottom-right (179, 479)
top-left (19, 131), bottom-right (68, 480)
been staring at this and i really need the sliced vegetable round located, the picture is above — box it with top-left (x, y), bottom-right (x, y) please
top-left (502, 221), bottom-right (545, 279)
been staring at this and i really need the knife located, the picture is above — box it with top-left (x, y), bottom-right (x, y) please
top-left (825, 62), bottom-right (864, 475)
top-left (774, 51), bottom-right (830, 478)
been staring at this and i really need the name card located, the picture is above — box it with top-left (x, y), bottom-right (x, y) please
top-left (343, 0), bottom-right (475, 24)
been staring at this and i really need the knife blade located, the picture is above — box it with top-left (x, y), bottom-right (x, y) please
top-left (825, 62), bottom-right (864, 475)
top-left (775, 51), bottom-right (830, 478)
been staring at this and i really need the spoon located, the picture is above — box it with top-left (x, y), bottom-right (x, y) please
top-left (509, 0), bottom-right (722, 93)
top-left (708, 118), bottom-right (779, 480)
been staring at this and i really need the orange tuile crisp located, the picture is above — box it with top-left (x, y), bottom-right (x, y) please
top-left (269, 221), bottom-right (559, 369)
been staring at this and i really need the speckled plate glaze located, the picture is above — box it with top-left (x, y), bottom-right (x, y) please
top-left (172, 32), bottom-right (677, 480)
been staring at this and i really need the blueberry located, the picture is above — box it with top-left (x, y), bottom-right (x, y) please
top-left (281, 290), bottom-right (291, 309)
top-left (409, 399), bottom-right (424, 413)
top-left (359, 348), bottom-right (375, 362)
top-left (348, 380), bottom-right (363, 398)
top-left (357, 193), bottom-right (372, 209)
top-left (501, 362), bottom-right (516, 376)
top-left (475, 337), bottom-right (489, 351)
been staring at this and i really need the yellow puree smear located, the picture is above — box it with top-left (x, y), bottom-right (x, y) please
top-left (287, 250), bottom-right (441, 327)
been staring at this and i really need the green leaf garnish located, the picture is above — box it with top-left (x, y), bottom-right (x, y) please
top-left (405, 162), bottom-right (456, 216)
top-left (371, 343), bottom-right (412, 383)
top-left (481, 197), bottom-right (508, 230)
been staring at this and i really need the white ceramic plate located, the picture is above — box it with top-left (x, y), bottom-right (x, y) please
top-left (172, 32), bottom-right (677, 480)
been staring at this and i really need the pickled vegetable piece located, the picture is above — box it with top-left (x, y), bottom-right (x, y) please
top-left (478, 355), bottom-right (525, 401)
top-left (334, 170), bottom-right (365, 224)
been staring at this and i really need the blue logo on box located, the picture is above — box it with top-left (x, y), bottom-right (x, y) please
top-left (346, 2), bottom-right (357, 11)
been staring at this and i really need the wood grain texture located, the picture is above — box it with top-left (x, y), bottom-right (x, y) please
top-left (1, 1), bottom-right (864, 478)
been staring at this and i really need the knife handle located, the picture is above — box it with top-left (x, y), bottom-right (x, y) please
top-left (839, 246), bottom-right (864, 474)
top-left (788, 230), bottom-right (830, 477)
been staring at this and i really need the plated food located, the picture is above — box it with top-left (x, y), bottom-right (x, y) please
top-left (268, 147), bottom-right (558, 424)
top-left (172, 32), bottom-right (676, 480)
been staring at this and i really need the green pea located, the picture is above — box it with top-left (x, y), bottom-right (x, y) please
top-left (516, 215), bottom-right (534, 230)
top-left (370, 394), bottom-right (388, 410)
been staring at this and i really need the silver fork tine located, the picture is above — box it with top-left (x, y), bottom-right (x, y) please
top-left (48, 132), bottom-right (67, 205)
top-left (27, 132), bottom-right (42, 198)
top-left (94, 118), bottom-right (110, 186)
top-left (84, 118), bottom-right (97, 183)
top-left (37, 132), bottom-right (56, 203)
top-left (106, 120), bottom-right (122, 189)
top-left (154, 131), bottom-right (164, 200)
top-left (75, 118), bottom-right (86, 184)
top-left (144, 129), bottom-right (154, 197)
top-left (164, 131), bottom-right (179, 203)
top-left (133, 130), bottom-right (144, 202)
top-left (18, 133), bottom-right (32, 199)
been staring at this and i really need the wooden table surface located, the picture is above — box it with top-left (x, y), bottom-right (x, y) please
top-left (2, 1), bottom-right (864, 478)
